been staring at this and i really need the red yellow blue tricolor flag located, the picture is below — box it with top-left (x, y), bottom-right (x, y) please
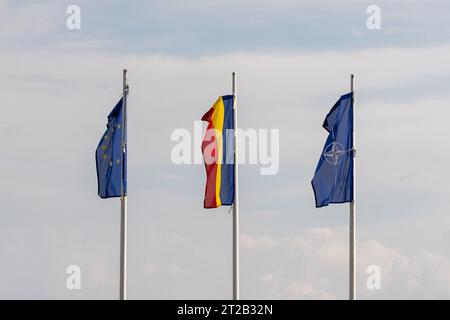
top-left (201, 95), bottom-right (235, 208)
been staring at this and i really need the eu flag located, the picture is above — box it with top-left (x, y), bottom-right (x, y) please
top-left (312, 92), bottom-right (354, 208)
top-left (96, 98), bottom-right (127, 198)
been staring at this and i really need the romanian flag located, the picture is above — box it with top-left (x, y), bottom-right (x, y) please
top-left (201, 95), bottom-right (235, 208)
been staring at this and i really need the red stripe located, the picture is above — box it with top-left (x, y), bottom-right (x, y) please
top-left (202, 121), bottom-right (218, 208)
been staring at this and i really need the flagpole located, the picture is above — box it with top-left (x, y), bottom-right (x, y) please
top-left (232, 72), bottom-right (240, 300)
top-left (120, 69), bottom-right (128, 300)
top-left (349, 74), bottom-right (356, 300)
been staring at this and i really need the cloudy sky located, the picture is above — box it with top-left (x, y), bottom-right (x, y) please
top-left (1, 0), bottom-right (450, 299)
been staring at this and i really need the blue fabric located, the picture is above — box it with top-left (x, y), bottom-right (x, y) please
top-left (312, 93), bottom-right (353, 208)
top-left (96, 98), bottom-right (127, 198)
top-left (219, 95), bottom-right (235, 205)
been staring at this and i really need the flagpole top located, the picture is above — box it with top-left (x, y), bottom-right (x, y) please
top-left (232, 72), bottom-right (236, 97)
top-left (123, 69), bottom-right (129, 94)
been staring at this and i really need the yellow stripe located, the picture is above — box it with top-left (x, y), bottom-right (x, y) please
top-left (211, 97), bottom-right (225, 206)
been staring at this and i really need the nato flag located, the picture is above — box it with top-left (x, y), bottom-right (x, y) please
top-left (96, 98), bottom-right (127, 198)
top-left (312, 92), bottom-right (354, 208)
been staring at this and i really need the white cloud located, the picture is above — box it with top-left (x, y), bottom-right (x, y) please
top-left (242, 228), bottom-right (450, 299)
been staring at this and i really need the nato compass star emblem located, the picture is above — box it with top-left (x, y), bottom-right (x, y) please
top-left (323, 142), bottom-right (346, 166)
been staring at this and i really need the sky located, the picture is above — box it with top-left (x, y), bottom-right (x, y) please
top-left (1, 0), bottom-right (450, 299)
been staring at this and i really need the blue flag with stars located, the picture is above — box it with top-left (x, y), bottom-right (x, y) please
top-left (312, 92), bottom-right (353, 208)
top-left (96, 98), bottom-right (127, 199)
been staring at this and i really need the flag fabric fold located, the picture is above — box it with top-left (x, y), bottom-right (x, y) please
top-left (312, 92), bottom-right (354, 208)
top-left (96, 98), bottom-right (127, 199)
top-left (201, 95), bottom-right (235, 208)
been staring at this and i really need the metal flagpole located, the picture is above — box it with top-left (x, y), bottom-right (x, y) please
top-left (232, 72), bottom-right (240, 300)
top-left (120, 69), bottom-right (128, 300)
top-left (349, 74), bottom-right (356, 300)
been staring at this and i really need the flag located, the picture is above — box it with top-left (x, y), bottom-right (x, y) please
top-left (312, 92), bottom-right (354, 208)
top-left (96, 98), bottom-right (127, 198)
top-left (201, 95), bottom-right (235, 208)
